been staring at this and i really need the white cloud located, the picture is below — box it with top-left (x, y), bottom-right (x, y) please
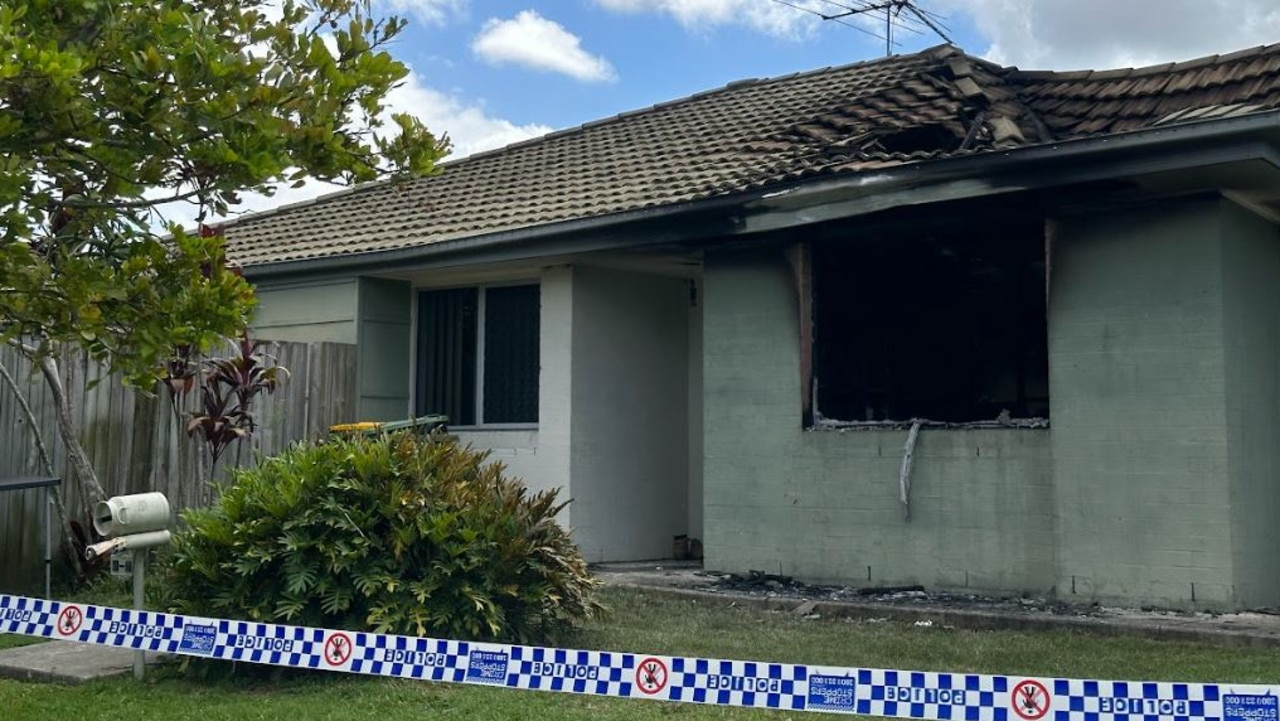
top-left (376, 0), bottom-right (467, 26)
top-left (386, 70), bottom-right (553, 157)
top-left (593, 0), bottom-right (829, 38)
top-left (599, 0), bottom-right (1280, 67)
top-left (152, 68), bottom-right (551, 229)
top-left (939, 0), bottom-right (1280, 69)
top-left (151, 178), bottom-right (350, 231)
top-left (472, 10), bottom-right (617, 82)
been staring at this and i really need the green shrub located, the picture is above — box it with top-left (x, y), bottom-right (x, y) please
top-left (166, 432), bottom-right (602, 643)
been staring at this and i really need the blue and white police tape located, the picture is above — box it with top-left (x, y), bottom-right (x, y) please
top-left (2, 593), bottom-right (1276, 720)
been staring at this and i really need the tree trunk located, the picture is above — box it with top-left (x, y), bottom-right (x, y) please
top-left (0, 361), bottom-right (85, 576)
top-left (38, 354), bottom-right (108, 506)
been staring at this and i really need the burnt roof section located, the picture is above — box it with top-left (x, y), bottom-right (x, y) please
top-left (224, 42), bottom-right (1280, 267)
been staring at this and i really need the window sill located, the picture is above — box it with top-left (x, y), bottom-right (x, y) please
top-left (808, 418), bottom-right (1050, 432)
top-left (449, 424), bottom-right (539, 432)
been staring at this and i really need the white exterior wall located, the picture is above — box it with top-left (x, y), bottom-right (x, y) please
top-left (687, 282), bottom-right (705, 543)
top-left (536, 265), bottom-right (575, 512)
top-left (449, 429), bottom-right (543, 488)
top-left (569, 266), bottom-right (690, 562)
top-left (449, 266), bottom-right (574, 526)
top-left (414, 263), bottom-right (691, 562)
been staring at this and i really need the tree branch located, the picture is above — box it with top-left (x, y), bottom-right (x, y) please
top-left (57, 187), bottom-right (207, 210)
top-left (5, 337), bottom-right (41, 357)
top-left (36, 354), bottom-right (107, 506)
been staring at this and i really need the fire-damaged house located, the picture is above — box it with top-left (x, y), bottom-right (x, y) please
top-left (223, 43), bottom-right (1280, 610)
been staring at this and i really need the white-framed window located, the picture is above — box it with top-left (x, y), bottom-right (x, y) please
top-left (414, 283), bottom-right (540, 426)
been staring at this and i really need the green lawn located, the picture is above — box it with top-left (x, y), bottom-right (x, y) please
top-left (0, 634), bottom-right (43, 651)
top-left (0, 588), bottom-right (1277, 721)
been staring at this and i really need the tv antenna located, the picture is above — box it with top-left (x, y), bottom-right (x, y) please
top-left (768, 0), bottom-right (955, 56)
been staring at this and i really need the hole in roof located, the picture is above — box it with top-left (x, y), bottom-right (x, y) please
top-left (872, 123), bottom-right (964, 155)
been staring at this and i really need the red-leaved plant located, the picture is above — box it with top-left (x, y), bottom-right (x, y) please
top-left (181, 335), bottom-right (288, 472)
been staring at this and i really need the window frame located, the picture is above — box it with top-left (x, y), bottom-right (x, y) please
top-left (411, 279), bottom-right (540, 430)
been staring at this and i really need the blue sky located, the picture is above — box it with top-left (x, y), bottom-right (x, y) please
top-left (204, 0), bottom-right (1280, 220)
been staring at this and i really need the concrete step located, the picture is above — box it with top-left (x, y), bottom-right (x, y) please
top-left (0, 640), bottom-right (165, 684)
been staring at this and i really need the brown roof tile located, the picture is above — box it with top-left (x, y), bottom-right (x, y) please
top-left (1008, 41), bottom-right (1280, 137)
top-left (225, 42), bottom-right (1280, 268)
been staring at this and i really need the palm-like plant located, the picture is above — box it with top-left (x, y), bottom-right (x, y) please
top-left (184, 334), bottom-right (288, 471)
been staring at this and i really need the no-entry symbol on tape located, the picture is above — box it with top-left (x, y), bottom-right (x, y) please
top-left (1012, 679), bottom-right (1051, 720)
top-left (324, 632), bottom-right (353, 667)
top-left (56, 605), bottom-right (83, 636)
top-left (635, 657), bottom-right (668, 695)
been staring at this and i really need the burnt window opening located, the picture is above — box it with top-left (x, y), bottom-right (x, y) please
top-left (812, 218), bottom-right (1049, 425)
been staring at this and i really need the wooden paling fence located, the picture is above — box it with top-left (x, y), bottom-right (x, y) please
top-left (0, 341), bottom-right (357, 592)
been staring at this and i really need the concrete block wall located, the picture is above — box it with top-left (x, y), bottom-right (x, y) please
top-left (1220, 202), bottom-right (1280, 607)
top-left (248, 196), bottom-right (1279, 607)
top-left (357, 278), bottom-right (412, 420)
top-left (252, 277), bottom-right (359, 343)
top-left (1049, 198), bottom-right (1236, 607)
top-left (703, 198), bottom-right (1280, 609)
top-left (530, 266), bottom-right (575, 522)
top-left (702, 246), bottom-right (1056, 591)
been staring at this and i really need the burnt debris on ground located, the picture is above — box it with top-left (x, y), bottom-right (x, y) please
top-left (701, 570), bottom-right (1093, 617)
top-left (591, 562), bottom-right (1280, 646)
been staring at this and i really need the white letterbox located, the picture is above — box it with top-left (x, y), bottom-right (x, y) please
top-left (85, 492), bottom-right (172, 559)
top-left (93, 492), bottom-right (170, 537)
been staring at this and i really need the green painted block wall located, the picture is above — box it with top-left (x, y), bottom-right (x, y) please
top-left (251, 278), bottom-right (358, 343)
top-left (703, 197), bottom-right (1280, 609)
top-left (253, 276), bottom-right (412, 422)
top-left (702, 246), bottom-right (1056, 591)
top-left (356, 277), bottom-right (412, 421)
top-left (1220, 201), bottom-right (1280, 607)
top-left (1049, 197), bottom-right (1236, 607)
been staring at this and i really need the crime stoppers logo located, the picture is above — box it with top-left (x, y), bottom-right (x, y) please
top-left (635, 657), bottom-right (668, 695)
top-left (178, 623), bottom-right (217, 656)
top-left (466, 649), bottom-right (510, 685)
top-left (56, 605), bottom-right (83, 636)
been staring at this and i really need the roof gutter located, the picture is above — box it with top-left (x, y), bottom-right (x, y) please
top-left (244, 111), bottom-right (1280, 281)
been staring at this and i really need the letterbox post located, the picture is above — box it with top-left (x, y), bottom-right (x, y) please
top-left (133, 548), bottom-right (145, 680)
top-left (86, 492), bottom-right (173, 682)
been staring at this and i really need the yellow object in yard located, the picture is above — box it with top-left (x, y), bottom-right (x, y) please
top-left (328, 415), bottom-right (449, 437)
top-left (329, 421), bottom-right (384, 433)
